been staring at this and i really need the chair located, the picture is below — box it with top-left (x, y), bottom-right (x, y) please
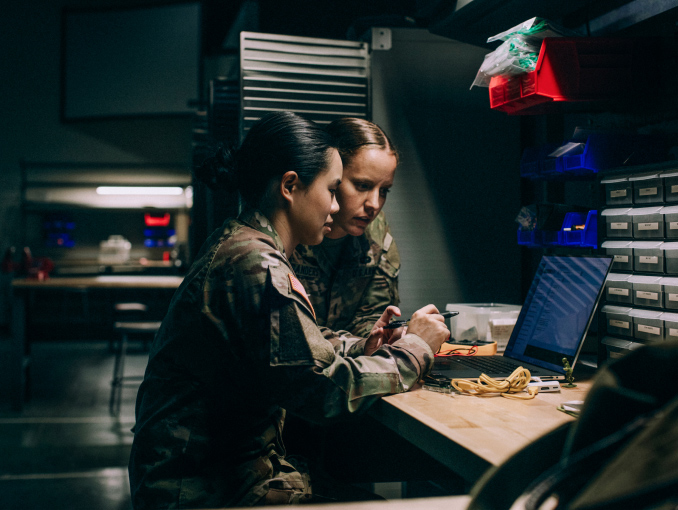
top-left (109, 302), bottom-right (161, 417)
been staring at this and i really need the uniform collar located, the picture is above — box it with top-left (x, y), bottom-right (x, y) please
top-left (313, 233), bottom-right (369, 273)
top-left (238, 207), bottom-right (288, 258)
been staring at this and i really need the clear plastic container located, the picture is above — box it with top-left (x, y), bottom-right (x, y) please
top-left (601, 305), bottom-right (633, 338)
top-left (662, 242), bottom-right (678, 274)
top-left (661, 312), bottom-right (678, 342)
top-left (98, 235), bottom-right (131, 265)
top-left (446, 303), bottom-right (521, 352)
top-left (605, 273), bottom-right (632, 305)
top-left (661, 205), bottom-right (678, 238)
top-left (629, 308), bottom-right (664, 342)
top-left (661, 169), bottom-right (678, 203)
top-left (661, 277), bottom-right (678, 310)
top-left (629, 172), bottom-right (663, 204)
top-left (601, 336), bottom-right (642, 360)
top-left (602, 208), bottom-right (632, 238)
top-left (602, 240), bottom-right (633, 271)
top-left (629, 206), bottom-right (664, 239)
top-left (628, 275), bottom-right (663, 308)
top-left (601, 175), bottom-right (632, 206)
top-left (632, 241), bottom-right (664, 273)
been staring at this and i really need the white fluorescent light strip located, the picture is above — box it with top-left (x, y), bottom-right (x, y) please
top-left (96, 186), bottom-right (184, 196)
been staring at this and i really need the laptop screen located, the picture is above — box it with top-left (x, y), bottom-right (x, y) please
top-left (504, 255), bottom-right (613, 374)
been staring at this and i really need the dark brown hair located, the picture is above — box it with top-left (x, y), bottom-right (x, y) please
top-left (326, 118), bottom-right (399, 165)
top-left (195, 112), bottom-right (336, 209)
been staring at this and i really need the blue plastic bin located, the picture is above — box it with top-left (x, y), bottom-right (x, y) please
top-left (517, 228), bottom-right (559, 247)
top-left (561, 133), bottom-right (667, 174)
top-left (521, 134), bottom-right (667, 179)
top-left (517, 228), bottom-right (540, 247)
top-left (559, 210), bottom-right (598, 248)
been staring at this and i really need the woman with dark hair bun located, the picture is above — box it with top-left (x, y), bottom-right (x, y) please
top-left (129, 111), bottom-right (449, 509)
top-left (292, 117), bottom-right (401, 338)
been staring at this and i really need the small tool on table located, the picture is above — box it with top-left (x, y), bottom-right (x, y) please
top-left (383, 310), bottom-right (459, 329)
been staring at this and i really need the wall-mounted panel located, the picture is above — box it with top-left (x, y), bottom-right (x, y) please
top-left (239, 31), bottom-right (370, 139)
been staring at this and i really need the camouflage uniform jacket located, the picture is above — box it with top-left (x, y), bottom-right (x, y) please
top-left (290, 211), bottom-right (400, 340)
top-left (128, 208), bottom-right (434, 509)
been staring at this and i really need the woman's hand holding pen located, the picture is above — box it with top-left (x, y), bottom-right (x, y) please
top-left (365, 305), bottom-right (403, 355)
top-left (407, 305), bottom-right (450, 354)
top-left (365, 304), bottom-right (450, 356)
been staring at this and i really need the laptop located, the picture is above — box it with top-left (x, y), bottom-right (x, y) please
top-left (433, 254), bottom-right (613, 381)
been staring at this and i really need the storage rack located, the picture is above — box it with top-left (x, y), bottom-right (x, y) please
top-left (598, 161), bottom-right (678, 363)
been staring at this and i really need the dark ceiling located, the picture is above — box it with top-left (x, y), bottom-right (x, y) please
top-left (201, 0), bottom-right (424, 54)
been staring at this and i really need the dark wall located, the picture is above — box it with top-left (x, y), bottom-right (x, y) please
top-left (372, 29), bottom-right (523, 313)
top-left (0, 0), bottom-right (195, 328)
top-left (0, 0), bottom-right (194, 257)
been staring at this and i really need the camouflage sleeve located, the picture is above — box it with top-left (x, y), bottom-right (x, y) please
top-left (344, 235), bottom-right (400, 339)
top-left (267, 265), bottom-right (434, 421)
top-left (319, 326), bottom-right (367, 358)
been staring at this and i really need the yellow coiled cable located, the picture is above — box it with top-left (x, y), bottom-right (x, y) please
top-left (451, 366), bottom-right (538, 400)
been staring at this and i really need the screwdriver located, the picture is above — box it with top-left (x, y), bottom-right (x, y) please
top-left (383, 310), bottom-right (459, 329)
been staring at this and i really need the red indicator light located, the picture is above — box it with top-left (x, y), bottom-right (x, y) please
top-left (144, 213), bottom-right (171, 227)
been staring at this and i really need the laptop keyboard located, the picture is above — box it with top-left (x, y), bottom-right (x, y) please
top-left (436, 356), bottom-right (523, 372)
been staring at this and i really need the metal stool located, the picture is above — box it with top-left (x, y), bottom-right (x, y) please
top-left (109, 302), bottom-right (161, 416)
top-left (109, 302), bottom-right (150, 352)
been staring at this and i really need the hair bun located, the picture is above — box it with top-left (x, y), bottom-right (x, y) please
top-left (195, 145), bottom-right (239, 191)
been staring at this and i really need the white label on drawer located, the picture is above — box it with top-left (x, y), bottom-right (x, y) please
top-left (672, 185), bottom-right (678, 193)
top-left (639, 256), bottom-right (659, 264)
top-left (639, 187), bottom-right (658, 196)
top-left (670, 293), bottom-right (678, 302)
top-left (610, 320), bottom-right (630, 329)
top-left (670, 328), bottom-right (678, 337)
top-left (613, 255), bottom-right (629, 263)
top-left (671, 222), bottom-right (678, 230)
top-left (638, 222), bottom-right (659, 230)
top-left (638, 324), bottom-right (660, 336)
top-left (636, 291), bottom-right (659, 300)
top-left (608, 287), bottom-right (629, 296)
top-left (610, 189), bottom-right (627, 198)
top-left (611, 222), bottom-right (628, 230)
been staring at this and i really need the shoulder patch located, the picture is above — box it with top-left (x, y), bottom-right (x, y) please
top-left (383, 232), bottom-right (393, 252)
top-left (288, 273), bottom-right (316, 320)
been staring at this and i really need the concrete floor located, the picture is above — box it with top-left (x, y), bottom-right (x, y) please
top-left (0, 340), bottom-right (145, 510)
top-left (0, 340), bottom-right (466, 509)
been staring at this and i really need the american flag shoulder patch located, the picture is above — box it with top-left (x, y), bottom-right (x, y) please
top-left (288, 273), bottom-right (316, 321)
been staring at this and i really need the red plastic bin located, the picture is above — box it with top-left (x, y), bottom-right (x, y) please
top-left (489, 38), bottom-right (643, 115)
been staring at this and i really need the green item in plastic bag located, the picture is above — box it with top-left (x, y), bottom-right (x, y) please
top-left (470, 17), bottom-right (582, 89)
top-left (486, 16), bottom-right (582, 45)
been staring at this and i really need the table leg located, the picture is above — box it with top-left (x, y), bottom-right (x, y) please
top-left (10, 289), bottom-right (26, 412)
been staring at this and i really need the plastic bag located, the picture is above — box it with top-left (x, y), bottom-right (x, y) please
top-left (471, 36), bottom-right (539, 88)
top-left (486, 16), bottom-right (581, 45)
top-left (471, 17), bottom-right (582, 89)
top-left (515, 205), bottom-right (537, 231)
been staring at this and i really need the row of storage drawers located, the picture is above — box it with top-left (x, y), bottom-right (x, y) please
top-left (606, 273), bottom-right (678, 308)
top-left (602, 169), bottom-right (678, 206)
top-left (602, 241), bottom-right (678, 273)
top-left (602, 305), bottom-right (678, 343)
top-left (602, 206), bottom-right (678, 238)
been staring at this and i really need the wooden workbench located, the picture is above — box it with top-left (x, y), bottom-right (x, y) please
top-left (369, 380), bottom-right (588, 483)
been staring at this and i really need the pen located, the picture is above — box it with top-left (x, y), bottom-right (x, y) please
top-left (383, 310), bottom-right (459, 329)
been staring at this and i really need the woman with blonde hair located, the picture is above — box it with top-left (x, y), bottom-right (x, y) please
top-left (292, 117), bottom-right (401, 338)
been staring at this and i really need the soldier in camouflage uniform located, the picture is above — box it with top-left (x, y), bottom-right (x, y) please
top-left (292, 211), bottom-right (399, 338)
top-left (128, 112), bottom-right (449, 509)
top-left (291, 118), bottom-right (401, 339)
